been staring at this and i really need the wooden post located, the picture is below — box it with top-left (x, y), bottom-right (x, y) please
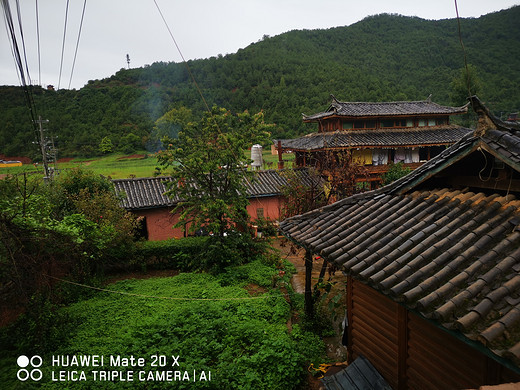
top-left (346, 275), bottom-right (354, 363)
top-left (304, 250), bottom-right (314, 319)
top-left (277, 140), bottom-right (284, 170)
top-left (397, 305), bottom-right (409, 390)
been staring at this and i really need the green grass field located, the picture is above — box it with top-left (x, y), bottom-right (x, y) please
top-left (0, 150), bottom-right (295, 179)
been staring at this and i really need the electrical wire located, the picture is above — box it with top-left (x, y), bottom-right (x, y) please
top-left (45, 274), bottom-right (282, 302)
top-left (14, 0), bottom-right (31, 86)
top-left (1, 0), bottom-right (38, 127)
top-left (67, 0), bottom-right (87, 89)
top-left (152, 0), bottom-right (211, 114)
top-left (57, 0), bottom-right (70, 90)
top-left (35, 0), bottom-right (40, 86)
top-left (454, 0), bottom-right (474, 109)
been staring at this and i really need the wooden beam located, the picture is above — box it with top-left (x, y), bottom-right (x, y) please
top-left (304, 250), bottom-right (313, 319)
top-left (346, 275), bottom-right (354, 363)
top-left (398, 305), bottom-right (409, 390)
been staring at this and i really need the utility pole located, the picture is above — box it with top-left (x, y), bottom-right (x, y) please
top-left (126, 54), bottom-right (130, 69)
top-left (34, 116), bottom-right (50, 180)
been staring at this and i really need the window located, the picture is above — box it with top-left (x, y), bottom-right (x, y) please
top-left (428, 119), bottom-right (436, 126)
top-left (406, 119), bottom-right (414, 127)
top-left (381, 119), bottom-right (394, 128)
top-left (381, 119), bottom-right (408, 128)
top-left (436, 118), bottom-right (447, 125)
top-left (365, 120), bottom-right (376, 129)
top-left (345, 121), bottom-right (376, 129)
top-left (418, 119), bottom-right (427, 127)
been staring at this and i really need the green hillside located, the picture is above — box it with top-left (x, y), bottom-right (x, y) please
top-left (1, 7), bottom-right (519, 159)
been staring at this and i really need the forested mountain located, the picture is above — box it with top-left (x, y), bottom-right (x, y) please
top-left (1, 6), bottom-right (519, 159)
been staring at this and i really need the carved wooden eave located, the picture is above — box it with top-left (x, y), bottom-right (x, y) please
top-left (470, 95), bottom-right (520, 137)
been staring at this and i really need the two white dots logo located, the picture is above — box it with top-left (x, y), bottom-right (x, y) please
top-left (17, 355), bottom-right (43, 381)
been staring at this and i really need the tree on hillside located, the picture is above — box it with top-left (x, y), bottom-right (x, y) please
top-left (450, 64), bottom-right (481, 127)
top-left (450, 64), bottom-right (482, 106)
top-left (157, 107), bottom-right (272, 271)
top-left (99, 136), bottom-right (114, 154)
top-left (147, 107), bottom-right (193, 152)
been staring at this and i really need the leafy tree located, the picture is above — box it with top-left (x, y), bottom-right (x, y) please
top-left (147, 106), bottom-right (193, 152)
top-left (99, 136), bottom-right (114, 154)
top-left (118, 132), bottom-right (142, 154)
top-left (381, 162), bottom-right (412, 186)
top-left (158, 107), bottom-right (271, 270)
top-left (450, 64), bottom-right (482, 106)
top-left (280, 168), bottom-right (326, 220)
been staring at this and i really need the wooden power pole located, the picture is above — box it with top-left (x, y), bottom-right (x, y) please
top-left (34, 116), bottom-right (50, 179)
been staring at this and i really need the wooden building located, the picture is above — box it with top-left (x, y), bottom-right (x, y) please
top-left (280, 96), bottom-right (520, 389)
top-left (113, 169), bottom-right (317, 240)
top-left (278, 95), bottom-right (471, 186)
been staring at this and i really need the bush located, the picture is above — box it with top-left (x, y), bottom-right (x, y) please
top-left (133, 237), bottom-right (208, 271)
top-left (2, 259), bottom-right (325, 389)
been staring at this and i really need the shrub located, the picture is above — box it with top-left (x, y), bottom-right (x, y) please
top-left (133, 237), bottom-right (208, 271)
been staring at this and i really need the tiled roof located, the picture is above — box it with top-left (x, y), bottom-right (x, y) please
top-left (321, 355), bottom-right (392, 390)
top-left (280, 97), bottom-right (520, 368)
top-left (303, 95), bottom-right (469, 121)
top-left (113, 176), bottom-right (177, 210)
top-left (113, 169), bottom-right (318, 210)
top-left (279, 125), bottom-right (471, 151)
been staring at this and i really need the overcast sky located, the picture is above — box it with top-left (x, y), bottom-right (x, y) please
top-left (1, 0), bottom-right (518, 90)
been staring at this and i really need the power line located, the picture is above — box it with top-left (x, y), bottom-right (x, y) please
top-left (454, 0), bottom-right (474, 107)
top-left (68, 0), bottom-right (87, 89)
top-left (35, 0), bottom-right (40, 86)
top-left (152, 0), bottom-right (212, 114)
top-left (45, 274), bottom-right (282, 302)
top-left (1, 0), bottom-right (38, 126)
top-left (57, 0), bottom-right (70, 90)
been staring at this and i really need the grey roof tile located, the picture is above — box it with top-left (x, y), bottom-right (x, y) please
top-left (113, 169), bottom-right (319, 210)
top-left (304, 97), bottom-right (468, 121)
top-left (281, 184), bottom-right (520, 366)
top-left (279, 126), bottom-right (472, 151)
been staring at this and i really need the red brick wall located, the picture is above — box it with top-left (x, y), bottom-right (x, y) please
top-left (247, 196), bottom-right (283, 221)
top-left (133, 196), bottom-right (284, 241)
top-left (134, 208), bottom-right (185, 241)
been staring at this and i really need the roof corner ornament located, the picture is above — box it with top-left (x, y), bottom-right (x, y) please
top-left (426, 94), bottom-right (432, 102)
top-left (330, 94), bottom-right (341, 112)
top-left (469, 95), bottom-right (497, 137)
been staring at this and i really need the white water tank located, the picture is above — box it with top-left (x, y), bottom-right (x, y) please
top-left (251, 144), bottom-right (263, 170)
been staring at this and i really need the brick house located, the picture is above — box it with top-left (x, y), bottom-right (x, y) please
top-left (113, 169), bottom-right (317, 240)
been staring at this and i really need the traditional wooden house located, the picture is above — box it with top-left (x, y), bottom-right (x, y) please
top-left (280, 96), bottom-right (520, 389)
top-left (278, 95), bottom-right (471, 187)
top-left (113, 169), bottom-right (317, 240)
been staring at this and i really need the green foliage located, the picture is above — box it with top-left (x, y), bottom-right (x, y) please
top-left (148, 106), bottom-right (193, 152)
top-left (99, 136), bottom-right (114, 154)
top-left (2, 8), bottom-right (520, 158)
top-left (381, 162), bottom-right (412, 185)
top-left (157, 107), bottom-right (271, 271)
top-left (0, 169), bottom-right (138, 335)
top-left (0, 294), bottom-right (71, 355)
top-left (134, 237), bottom-right (208, 271)
top-left (450, 64), bottom-right (482, 106)
top-left (0, 258), bottom-right (324, 389)
top-left (118, 133), bottom-right (142, 154)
